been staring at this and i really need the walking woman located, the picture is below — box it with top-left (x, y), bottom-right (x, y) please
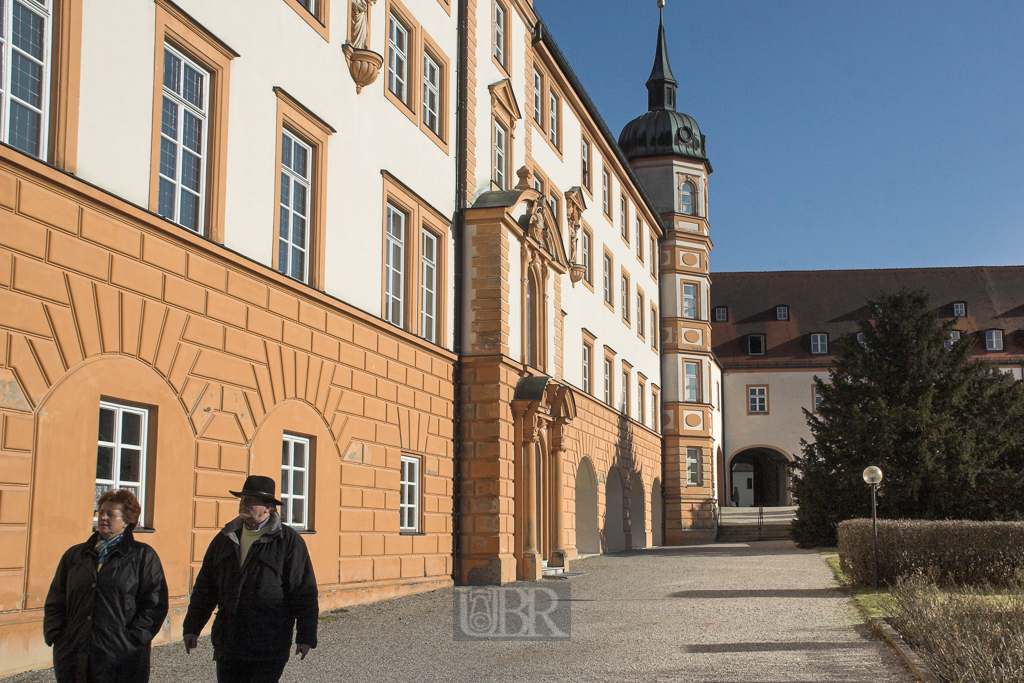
top-left (44, 489), bottom-right (169, 682)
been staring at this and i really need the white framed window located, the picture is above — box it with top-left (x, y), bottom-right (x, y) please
top-left (813, 384), bottom-right (823, 412)
top-left (492, 120), bottom-right (507, 189)
top-left (384, 203), bottom-right (406, 327)
top-left (422, 52), bottom-right (441, 135)
top-left (548, 90), bottom-right (559, 147)
top-left (748, 386), bottom-right (767, 413)
top-left (986, 329), bottom-right (1003, 351)
top-left (492, 1), bottom-right (505, 67)
top-left (548, 191), bottom-right (559, 227)
top-left (581, 230), bottom-right (591, 282)
top-left (953, 302), bottom-right (966, 317)
top-left (581, 137), bottom-right (591, 190)
top-left (651, 307), bottom-right (658, 347)
top-left (420, 230), bottom-right (437, 343)
top-left (686, 446), bottom-right (700, 486)
top-left (684, 361), bottom-right (699, 402)
top-left (638, 384), bottom-right (645, 424)
top-left (856, 332), bottom-right (867, 348)
top-left (1, 0), bottom-right (52, 159)
top-left (603, 255), bottom-right (612, 305)
top-left (96, 402), bottom-right (148, 524)
top-left (602, 169), bottom-right (609, 215)
top-left (532, 68), bottom-right (542, 125)
top-left (297, 0), bottom-right (316, 14)
top-left (582, 343), bottom-right (591, 394)
top-left (649, 236), bottom-right (656, 276)
top-left (683, 283), bottom-right (697, 320)
top-left (637, 293), bottom-right (644, 336)
top-left (945, 330), bottom-right (961, 351)
top-left (776, 305), bottom-right (789, 321)
top-left (636, 221), bottom-right (643, 260)
top-left (679, 180), bottom-right (695, 216)
top-left (158, 44), bottom-right (210, 233)
top-left (621, 370), bottom-right (628, 413)
top-left (278, 130), bottom-right (311, 283)
top-left (714, 307), bottom-right (728, 322)
top-left (810, 333), bottom-right (828, 355)
top-left (748, 335), bottom-right (765, 355)
top-left (620, 197), bottom-right (628, 239)
top-left (621, 274), bottom-right (628, 320)
top-left (400, 454), bottom-right (420, 532)
top-left (280, 434), bottom-right (310, 529)
top-left (603, 358), bottom-right (612, 405)
top-left (387, 13), bottom-right (409, 104)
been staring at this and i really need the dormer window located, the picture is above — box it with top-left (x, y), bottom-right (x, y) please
top-left (856, 332), bottom-right (866, 348)
top-left (747, 334), bottom-right (765, 356)
top-left (986, 329), bottom-right (1004, 351)
top-left (945, 330), bottom-right (961, 351)
top-left (776, 306), bottom-right (789, 321)
top-left (679, 180), bottom-right (695, 215)
top-left (810, 333), bottom-right (828, 355)
top-left (714, 307), bottom-right (728, 322)
top-left (952, 302), bottom-right (966, 317)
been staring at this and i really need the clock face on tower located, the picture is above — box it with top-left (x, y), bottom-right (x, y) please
top-left (677, 126), bottom-right (693, 143)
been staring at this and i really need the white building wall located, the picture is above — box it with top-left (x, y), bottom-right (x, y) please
top-left (76, 0), bottom-right (458, 347)
top-left (723, 370), bottom-right (826, 465)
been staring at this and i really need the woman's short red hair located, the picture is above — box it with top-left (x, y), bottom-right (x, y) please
top-left (97, 489), bottom-right (142, 529)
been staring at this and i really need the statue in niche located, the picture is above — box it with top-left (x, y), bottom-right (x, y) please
top-left (351, 0), bottom-right (369, 49)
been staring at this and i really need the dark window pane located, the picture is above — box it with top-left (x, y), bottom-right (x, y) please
top-left (280, 173), bottom-right (290, 207)
top-left (121, 411), bottom-right (142, 445)
top-left (161, 97), bottom-right (178, 139)
top-left (158, 178), bottom-right (176, 220)
top-left (99, 408), bottom-right (116, 442)
top-left (292, 502), bottom-right (303, 525)
top-left (277, 238), bottom-right (288, 274)
top-left (180, 150), bottom-right (201, 191)
top-left (281, 469), bottom-right (290, 494)
top-left (8, 99), bottom-right (39, 157)
top-left (10, 51), bottom-right (42, 107)
top-left (293, 442), bottom-right (305, 468)
top-left (290, 245), bottom-right (305, 281)
top-left (12, 3), bottom-right (44, 60)
top-left (293, 470), bottom-right (305, 496)
top-left (96, 446), bottom-right (114, 479)
top-left (182, 63), bottom-right (204, 109)
top-left (292, 215), bottom-right (306, 248)
top-left (179, 190), bottom-right (199, 231)
top-left (119, 448), bottom-right (141, 482)
top-left (293, 184), bottom-right (307, 217)
top-left (182, 111), bottom-right (202, 153)
top-left (163, 49), bottom-right (181, 92)
top-left (281, 133), bottom-right (291, 170)
top-left (293, 144), bottom-right (307, 178)
top-left (159, 137), bottom-right (177, 180)
top-left (282, 441), bottom-right (289, 466)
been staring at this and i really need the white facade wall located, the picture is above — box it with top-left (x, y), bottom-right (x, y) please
top-left (723, 370), bottom-right (825, 465)
top-left (76, 0), bottom-right (458, 347)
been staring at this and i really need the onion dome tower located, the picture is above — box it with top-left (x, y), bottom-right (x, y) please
top-left (621, 1), bottom-right (720, 545)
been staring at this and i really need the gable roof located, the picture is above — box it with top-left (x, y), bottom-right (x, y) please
top-left (710, 266), bottom-right (1024, 369)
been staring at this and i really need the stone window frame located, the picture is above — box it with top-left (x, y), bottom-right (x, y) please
top-left (637, 372), bottom-right (646, 426)
top-left (620, 359), bottom-right (632, 416)
top-left (620, 268), bottom-right (630, 327)
top-left (683, 360), bottom-right (701, 403)
top-left (811, 384), bottom-right (824, 414)
top-left (602, 247), bottom-right (614, 312)
top-left (282, 0), bottom-right (330, 42)
top-left (620, 195), bottom-right (629, 242)
top-left (651, 385), bottom-right (660, 432)
top-left (95, 400), bottom-right (152, 528)
top-left (380, 173), bottom-right (450, 346)
top-left (580, 133), bottom-right (592, 196)
top-left (747, 385), bottom-right (769, 415)
top-left (492, 0), bottom-right (509, 76)
top-left (581, 222), bottom-right (594, 292)
top-left (280, 432), bottom-right (314, 530)
top-left (149, 0), bottom-right (237, 244)
top-left (636, 217), bottom-right (644, 264)
top-left (649, 231), bottom-right (657, 280)
top-left (271, 87), bottom-right (333, 290)
top-left (636, 286), bottom-right (645, 340)
top-left (603, 346), bottom-right (616, 407)
top-left (399, 453), bottom-right (421, 533)
top-left (582, 329), bottom-right (596, 396)
top-left (682, 280), bottom-right (699, 320)
top-left (686, 446), bottom-right (701, 486)
top-left (650, 303), bottom-right (659, 352)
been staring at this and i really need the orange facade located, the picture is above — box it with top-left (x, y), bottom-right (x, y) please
top-left (0, 148), bottom-right (455, 675)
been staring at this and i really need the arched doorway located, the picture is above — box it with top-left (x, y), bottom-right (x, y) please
top-left (651, 477), bottom-right (663, 546)
top-left (629, 470), bottom-right (647, 549)
top-left (575, 457), bottom-right (600, 554)
top-left (729, 447), bottom-right (792, 507)
top-left (603, 467), bottom-right (625, 553)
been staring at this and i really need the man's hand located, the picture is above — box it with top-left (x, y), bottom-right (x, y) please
top-left (296, 643), bottom-right (311, 660)
top-left (183, 634), bottom-right (198, 654)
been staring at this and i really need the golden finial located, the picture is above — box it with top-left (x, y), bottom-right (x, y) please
top-left (658, 0), bottom-right (666, 7)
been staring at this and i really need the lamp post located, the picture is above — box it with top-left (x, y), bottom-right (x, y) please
top-left (862, 466), bottom-right (883, 590)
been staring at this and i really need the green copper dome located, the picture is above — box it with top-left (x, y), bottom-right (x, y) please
top-left (618, 10), bottom-right (709, 166)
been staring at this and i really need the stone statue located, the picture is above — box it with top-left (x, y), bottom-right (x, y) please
top-left (351, 0), bottom-right (369, 49)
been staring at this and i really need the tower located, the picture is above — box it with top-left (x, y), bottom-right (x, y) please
top-left (619, 3), bottom-right (720, 543)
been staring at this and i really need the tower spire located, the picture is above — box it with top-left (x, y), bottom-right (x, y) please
top-left (647, 0), bottom-right (678, 111)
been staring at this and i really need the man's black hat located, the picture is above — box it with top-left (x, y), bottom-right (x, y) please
top-left (230, 475), bottom-right (283, 506)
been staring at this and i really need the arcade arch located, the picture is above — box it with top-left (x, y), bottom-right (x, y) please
top-left (728, 446), bottom-right (793, 507)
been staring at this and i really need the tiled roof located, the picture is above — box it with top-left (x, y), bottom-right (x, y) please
top-left (709, 266), bottom-right (1024, 369)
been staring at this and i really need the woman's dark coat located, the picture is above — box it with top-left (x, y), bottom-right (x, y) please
top-left (43, 530), bottom-right (169, 683)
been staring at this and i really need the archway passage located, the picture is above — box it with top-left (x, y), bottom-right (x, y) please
top-left (729, 448), bottom-right (792, 507)
top-left (603, 467), bottom-right (625, 553)
top-left (575, 457), bottom-right (600, 555)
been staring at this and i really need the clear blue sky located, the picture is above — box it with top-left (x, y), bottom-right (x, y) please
top-left (533, 0), bottom-right (1024, 273)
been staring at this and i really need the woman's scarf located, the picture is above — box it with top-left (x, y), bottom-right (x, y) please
top-left (94, 531), bottom-right (125, 571)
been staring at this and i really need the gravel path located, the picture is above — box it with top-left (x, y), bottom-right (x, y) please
top-left (5, 540), bottom-right (914, 683)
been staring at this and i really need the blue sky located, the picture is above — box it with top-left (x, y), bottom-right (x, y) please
top-left (533, 0), bottom-right (1024, 273)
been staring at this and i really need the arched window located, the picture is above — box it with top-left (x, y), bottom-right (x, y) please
top-left (527, 271), bottom-right (539, 367)
top-left (679, 180), bottom-right (695, 215)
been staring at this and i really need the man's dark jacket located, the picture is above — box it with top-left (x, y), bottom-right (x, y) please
top-left (182, 512), bottom-right (318, 661)
top-left (43, 530), bottom-right (169, 683)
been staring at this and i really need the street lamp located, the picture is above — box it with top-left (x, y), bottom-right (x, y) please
top-left (862, 466), bottom-right (883, 590)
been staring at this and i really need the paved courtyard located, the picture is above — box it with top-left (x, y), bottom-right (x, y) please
top-left (7, 540), bottom-right (913, 683)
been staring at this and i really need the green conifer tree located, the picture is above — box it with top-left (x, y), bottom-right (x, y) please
top-left (791, 288), bottom-right (1024, 547)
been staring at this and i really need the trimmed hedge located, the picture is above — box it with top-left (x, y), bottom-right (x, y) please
top-left (838, 519), bottom-right (1024, 587)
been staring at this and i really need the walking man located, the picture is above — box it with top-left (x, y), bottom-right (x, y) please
top-left (183, 475), bottom-right (318, 682)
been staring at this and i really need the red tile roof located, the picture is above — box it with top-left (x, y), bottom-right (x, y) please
top-left (710, 266), bottom-right (1024, 369)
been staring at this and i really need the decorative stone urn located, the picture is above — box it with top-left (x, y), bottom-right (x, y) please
top-left (342, 44), bottom-right (383, 94)
top-left (570, 264), bottom-right (587, 284)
